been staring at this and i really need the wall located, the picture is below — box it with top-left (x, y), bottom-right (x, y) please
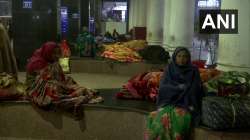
top-left (12, 0), bottom-right (57, 70)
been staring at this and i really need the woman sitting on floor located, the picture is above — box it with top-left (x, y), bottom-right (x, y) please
top-left (145, 47), bottom-right (204, 140)
top-left (26, 42), bottom-right (102, 110)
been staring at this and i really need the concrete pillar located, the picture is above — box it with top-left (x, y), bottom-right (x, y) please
top-left (146, 0), bottom-right (164, 45)
top-left (216, 0), bottom-right (250, 73)
top-left (162, 0), bottom-right (195, 53)
top-left (128, 0), bottom-right (135, 30)
top-left (162, 0), bottom-right (172, 50)
top-left (135, 0), bottom-right (147, 27)
top-left (128, 0), bottom-right (147, 30)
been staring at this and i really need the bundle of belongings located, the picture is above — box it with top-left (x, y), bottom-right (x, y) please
top-left (138, 45), bottom-right (170, 64)
top-left (116, 71), bottom-right (163, 102)
top-left (205, 71), bottom-right (249, 96)
top-left (202, 71), bottom-right (250, 130)
top-left (116, 68), bottom-right (220, 102)
top-left (199, 68), bottom-right (221, 83)
top-left (0, 73), bottom-right (26, 101)
top-left (202, 96), bottom-right (250, 130)
top-left (192, 60), bottom-right (206, 68)
top-left (122, 40), bottom-right (147, 51)
top-left (100, 40), bottom-right (171, 63)
top-left (100, 40), bottom-right (146, 62)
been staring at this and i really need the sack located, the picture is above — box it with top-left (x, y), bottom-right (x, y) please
top-left (138, 45), bottom-right (170, 63)
top-left (202, 96), bottom-right (250, 130)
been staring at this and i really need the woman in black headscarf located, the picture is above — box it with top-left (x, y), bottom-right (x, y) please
top-left (145, 47), bottom-right (204, 140)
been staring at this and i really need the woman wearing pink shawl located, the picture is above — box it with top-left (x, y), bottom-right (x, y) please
top-left (26, 42), bottom-right (102, 112)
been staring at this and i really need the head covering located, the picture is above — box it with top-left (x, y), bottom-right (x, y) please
top-left (163, 47), bottom-right (194, 85)
top-left (172, 47), bottom-right (191, 65)
top-left (26, 42), bottom-right (59, 74)
top-left (157, 47), bottom-right (204, 124)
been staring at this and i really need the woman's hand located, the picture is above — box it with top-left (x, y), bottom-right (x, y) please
top-left (189, 106), bottom-right (194, 111)
top-left (178, 84), bottom-right (186, 90)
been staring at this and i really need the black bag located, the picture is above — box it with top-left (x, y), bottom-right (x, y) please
top-left (138, 45), bottom-right (170, 64)
top-left (202, 96), bottom-right (250, 130)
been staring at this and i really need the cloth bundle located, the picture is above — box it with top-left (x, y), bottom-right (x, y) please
top-left (101, 43), bottom-right (142, 62)
top-left (206, 71), bottom-right (250, 96)
top-left (202, 96), bottom-right (250, 130)
top-left (116, 72), bottom-right (163, 101)
top-left (0, 73), bottom-right (26, 100)
top-left (138, 45), bottom-right (170, 64)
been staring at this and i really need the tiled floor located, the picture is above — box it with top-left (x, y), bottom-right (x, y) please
top-left (18, 72), bottom-right (130, 89)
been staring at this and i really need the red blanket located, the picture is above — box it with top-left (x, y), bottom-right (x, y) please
top-left (116, 72), bottom-right (163, 102)
top-left (116, 68), bottom-right (221, 102)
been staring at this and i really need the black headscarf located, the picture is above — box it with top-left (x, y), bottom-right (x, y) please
top-left (157, 47), bottom-right (204, 122)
